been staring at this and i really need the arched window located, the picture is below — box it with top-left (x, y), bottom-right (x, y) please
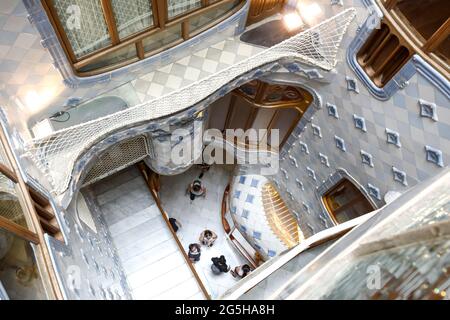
top-left (43, 0), bottom-right (245, 76)
top-left (357, 0), bottom-right (449, 87)
top-left (323, 179), bottom-right (375, 224)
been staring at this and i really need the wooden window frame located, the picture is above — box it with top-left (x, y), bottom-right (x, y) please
top-left (376, 0), bottom-right (449, 79)
top-left (0, 130), bottom-right (63, 299)
top-left (357, 21), bottom-right (414, 87)
top-left (0, 160), bottom-right (62, 241)
top-left (322, 178), bottom-right (375, 225)
top-left (42, 0), bottom-right (245, 77)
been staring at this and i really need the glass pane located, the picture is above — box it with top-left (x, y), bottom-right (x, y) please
top-left (52, 0), bottom-right (111, 58)
top-left (167, 0), bottom-right (202, 19)
top-left (78, 43), bottom-right (137, 73)
top-left (189, 0), bottom-right (240, 34)
top-left (111, 0), bottom-right (154, 39)
top-left (395, 0), bottom-right (449, 40)
top-left (0, 173), bottom-right (27, 228)
top-left (434, 35), bottom-right (450, 63)
top-left (0, 228), bottom-right (47, 299)
top-left (142, 24), bottom-right (182, 53)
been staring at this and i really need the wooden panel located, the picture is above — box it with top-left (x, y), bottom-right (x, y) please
top-left (246, 0), bottom-right (286, 26)
top-left (0, 216), bottom-right (40, 244)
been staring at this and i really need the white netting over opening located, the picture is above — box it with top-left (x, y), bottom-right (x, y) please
top-left (25, 9), bottom-right (356, 195)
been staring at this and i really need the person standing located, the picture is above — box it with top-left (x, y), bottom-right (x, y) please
top-left (188, 243), bottom-right (201, 262)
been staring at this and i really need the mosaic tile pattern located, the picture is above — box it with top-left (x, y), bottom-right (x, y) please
top-left (130, 38), bottom-right (263, 101)
top-left (271, 0), bottom-right (449, 236)
top-left (230, 174), bottom-right (289, 260)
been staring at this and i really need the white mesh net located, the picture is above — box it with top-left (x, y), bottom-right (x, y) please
top-left (25, 9), bottom-right (356, 195)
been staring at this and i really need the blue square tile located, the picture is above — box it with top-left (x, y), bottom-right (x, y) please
top-left (246, 194), bottom-right (254, 204)
top-left (267, 250), bottom-right (277, 257)
top-left (234, 190), bottom-right (241, 199)
top-left (240, 225), bottom-right (247, 232)
top-left (253, 231), bottom-right (262, 240)
top-left (250, 179), bottom-right (259, 188)
top-left (239, 176), bottom-right (246, 184)
top-left (241, 209), bottom-right (250, 219)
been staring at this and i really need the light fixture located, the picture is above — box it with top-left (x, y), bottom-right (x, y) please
top-left (32, 118), bottom-right (54, 139)
top-left (283, 12), bottom-right (304, 32)
top-left (297, 2), bottom-right (323, 26)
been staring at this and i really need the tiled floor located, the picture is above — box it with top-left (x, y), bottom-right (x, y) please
top-left (91, 167), bottom-right (204, 300)
top-left (159, 165), bottom-right (249, 299)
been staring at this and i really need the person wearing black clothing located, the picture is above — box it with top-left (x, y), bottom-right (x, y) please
top-left (169, 218), bottom-right (182, 232)
top-left (188, 243), bottom-right (201, 262)
top-left (211, 255), bottom-right (230, 274)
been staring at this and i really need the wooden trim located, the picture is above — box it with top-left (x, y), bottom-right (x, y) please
top-left (47, 0), bottom-right (244, 75)
top-left (136, 41), bottom-right (145, 59)
top-left (28, 187), bottom-right (50, 207)
top-left (0, 215), bottom-right (40, 244)
top-left (166, 0), bottom-right (244, 25)
top-left (0, 162), bottom-right (18, 183)
top-left (156, 0), bottom-right (167, 28)
top-left (0, 128), bottom-right (63, 299)
top-left (383, 0), bottom-right (397, 10)
top-left (246, 0), bottom-right (286, 26)
top-left (233, 90), bottom-right (310, 110)
top-left (323, 178), bottom-right (375, 225)
top-left (33, 202), bottom-right (55, 221)
top-left (221, 184), bottom-right (258, 268)
top-left (72, 0), bottom-right (243, 74)
top-left (101, 0), bottom-right (120, 44)
top-left (137, 162), bottom-right (211, 300)
top-left (423, 18), bottom-right (450, 52)
top-left (151, 0), bottom-right (160, 27)
top-left (42, 0), bottom-right (78, 63)
top-left (38, 216), bottom-right (60, 236)
top-left (182, 20), bottom-right (190, 40)
top-left (376, 0), bottom-right (449, 79)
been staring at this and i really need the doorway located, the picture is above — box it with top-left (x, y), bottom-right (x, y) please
top-left (207, 79), bottom-right (314, 149)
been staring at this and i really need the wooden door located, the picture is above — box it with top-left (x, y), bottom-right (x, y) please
top-left (246, 0), bottom-right (286, 26)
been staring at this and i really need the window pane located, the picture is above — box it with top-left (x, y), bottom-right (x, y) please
top-left (142, 24), bottom-right (182, 53)
top-left (0, 228), bottom-right (47, 299)
top-left (111, 0), bottom-right (154, 39)
top-left (395, 0), bottom-right (449, 40)
top-left (52, 0), bottom-right (111, 58)
top-left (189, 0), bottom-right (240, 35)
top-left (434, 35), bottom-right (450, 63)
top-left (78, 43), bottom-right (137, 73)
top-left (0, 173), bottom-right (27, 228)
top-left (167, 0), bottom-right (202, 19)
top-left (324, 180), bottom-right (374, 224)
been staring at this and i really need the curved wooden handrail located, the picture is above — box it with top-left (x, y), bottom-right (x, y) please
top-left (221, 184), bottom-right (258, 269)
top-left (137, 162), bottom-right (211, 300)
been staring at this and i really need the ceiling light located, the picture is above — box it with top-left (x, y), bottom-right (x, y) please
top-left (297, 2), bottom-right (323, 26)
top-left (283, 12), bottom-right (304, 32)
